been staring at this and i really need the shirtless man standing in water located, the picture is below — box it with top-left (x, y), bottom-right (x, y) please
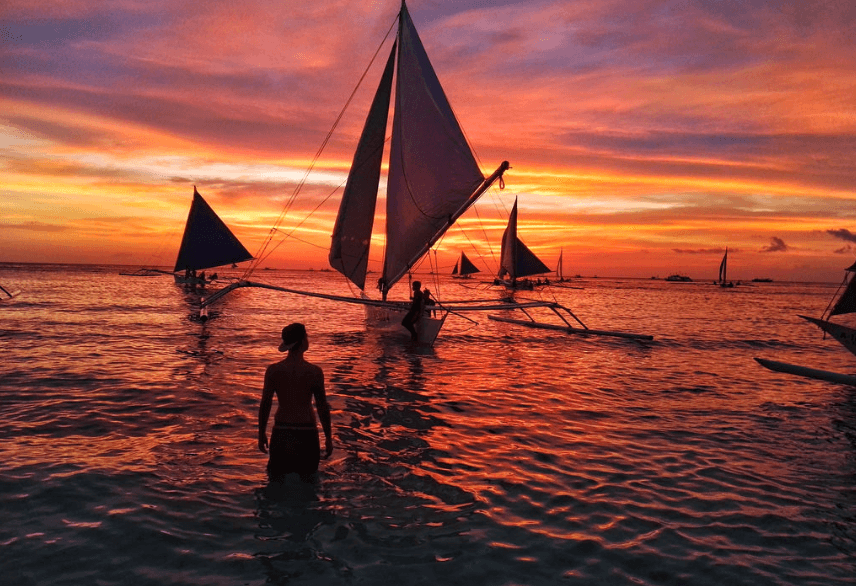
top-left (258, 323), bottom-right (333, 481)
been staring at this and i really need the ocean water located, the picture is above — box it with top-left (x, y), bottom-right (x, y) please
top-left (1, 263), bottom-right (854, 585)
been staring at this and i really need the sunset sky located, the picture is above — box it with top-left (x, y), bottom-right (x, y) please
top-left (2, 0), bottom-right (855, 281)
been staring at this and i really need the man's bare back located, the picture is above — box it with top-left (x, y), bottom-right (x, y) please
top-left (258, 324), bottom-right (332, 479)
top-left (264, 357), bottom-right (324, 427)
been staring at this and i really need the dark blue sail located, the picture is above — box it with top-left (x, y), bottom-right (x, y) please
top-left (173, 188), bottom-right (253, 273)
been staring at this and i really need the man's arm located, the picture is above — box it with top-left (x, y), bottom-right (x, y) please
top-left (258, 367), bottom-right (275, 453)
top-left (312, 367), bottom-right (333, 458)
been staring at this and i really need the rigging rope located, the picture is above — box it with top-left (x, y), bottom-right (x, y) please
top-left (242, 16), bottom-right (398, 281)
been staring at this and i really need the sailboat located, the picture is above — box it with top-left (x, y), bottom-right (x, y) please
top-left (172, 187), bottom-right (253, 288)
top-left (755, 257), bottom-right (856, 385)
top-left (716, 248), bottom-right (733, 287)
top-left (556, 248), bottom-right (564, 282)
top-left (495, 198), bottom-right (551, 290)
top-left (200, 1), bottom-right (653, 345)
top-left (451, 252), bottom-right (480, 279)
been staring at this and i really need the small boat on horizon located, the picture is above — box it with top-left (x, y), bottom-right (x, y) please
top-left (665, 274), bottom-right (692, 282)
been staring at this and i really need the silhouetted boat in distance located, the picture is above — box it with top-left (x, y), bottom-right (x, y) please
top-left (172, 187), bottom-right (253, 288)
top-left (716, 248), bottom-right (734, 288)
top-left (451, 252), bottom-right (480, 279)
top-left (665, 274), bottom-right (692, 282)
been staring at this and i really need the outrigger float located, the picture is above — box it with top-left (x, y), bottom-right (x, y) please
top-left (754, 358), bottom-right (856, 387)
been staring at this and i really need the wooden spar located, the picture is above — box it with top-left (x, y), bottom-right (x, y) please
top-left (199, 280), bottom-right (656, 342)
top-left (488, 315), bottom-right (653, 341)
top-left (0, 284), bottom-right (20, 299)
top-left (200, 279), bottom-right (561, 312)
top-left (755, 357), bottom-right (856, 386)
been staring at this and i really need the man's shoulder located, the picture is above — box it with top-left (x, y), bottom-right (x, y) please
top-left (305, 360), bottom-right (324, 376)
top-left (265, 358), bottom-right (290, 373)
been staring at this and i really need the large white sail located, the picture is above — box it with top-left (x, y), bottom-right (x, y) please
top-left (329, 45), bottom-right (396, 290)
top-left (381, 2), bottom-right (486, 293)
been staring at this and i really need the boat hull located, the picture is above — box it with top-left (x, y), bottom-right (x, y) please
top-left (364, 304), bottom-right (447, 346)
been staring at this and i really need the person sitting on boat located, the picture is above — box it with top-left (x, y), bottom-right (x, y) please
top-left (401, 281), bottom-right (424, 341)
top-left (423, 287), bottom-right (436, 317)
top-left (258, 323), bottom-right (333, 482)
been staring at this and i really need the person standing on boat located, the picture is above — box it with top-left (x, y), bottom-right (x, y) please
top-left (401, 281), bottom-right (424, 341)
top-left (258, 323), bottom-right (333, 482)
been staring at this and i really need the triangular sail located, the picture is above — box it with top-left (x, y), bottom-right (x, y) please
top-left (829, 263), bottom-right (856, 317)
top-left (499, 199), bottom-right (519, 279)
top-left (459, 252), bottom-right (480, 276)
top-left (173, 188), bottom-right (253, 273)
top-left (498, 198), bottom-right (551, 280)
top-left (515, 240), bottom-right (551, 278)
top-left (382, 2), bottom-right (485, 292)
top-left (451, 261), bottom-right (459, 275)
top-left (719, 248), bottom-right (727, 282)
top-left (557, 249), bottom-right (563, 280)
top-left (329, 43), bottom-right (396, 290)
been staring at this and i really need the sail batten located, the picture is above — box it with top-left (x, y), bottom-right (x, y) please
top-left (329, 43), bottom-right (396, 290)
top-left (173, 188), bottom-right (253, 273)
top-left (381, 2), bottom-right (486, 292)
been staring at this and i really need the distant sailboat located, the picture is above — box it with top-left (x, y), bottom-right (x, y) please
top-left (173, 187), bottom-right (253, 287)
top-left (717, 248), bottom-right (733, 287)
top-left (451, 252), bottom-right (480, 279)
top-left (556, 248), bottom-right (564, 282)
top-left (496, 198), bottom-right (551, 289)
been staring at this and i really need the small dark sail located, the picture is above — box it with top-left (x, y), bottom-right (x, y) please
top-left (459, 252), bottom-right (480, 276)
top-left (830, 263), bottom-right (856, 316)
top-left (514, 240), bottom-right (551, 278)
top-left (451, 261), bottom-right (459, 275)
top-left (718, 248), bottom-right (727, 282)
top-left (173, 187), bottom-right (253, 273)
top-left (499, 198), bottom-right (550, 280)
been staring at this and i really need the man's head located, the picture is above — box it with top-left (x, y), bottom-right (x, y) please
top-left (279, 323), bottom-right (307, 352)
top-left (412, 281), bottom-right (421, 291)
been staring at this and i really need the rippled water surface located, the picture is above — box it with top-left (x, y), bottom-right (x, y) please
top-left (1, 264), bottom-right (855, 585)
